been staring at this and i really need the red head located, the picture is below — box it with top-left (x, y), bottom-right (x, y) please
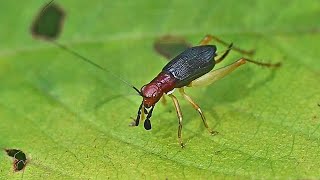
top-left (140, 84), bottom-right (163, 108)
top-left (131, 83), bottom-right (162, 130)
top-left (132, 72), bottom-right (176, 129)
top-left (140, 72), bottom-right (176, 108)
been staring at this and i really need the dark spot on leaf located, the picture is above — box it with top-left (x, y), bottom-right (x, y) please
top-left (15, 160), bottom-right (26, 172)
top-left (5, 149), bottom-right (28, 172)
top-left (31, 1), bottom-right (65, 40)
top-left (318, 103), bottom-right (320, 107)
top-left (154, 35), bottom-right (191, 60)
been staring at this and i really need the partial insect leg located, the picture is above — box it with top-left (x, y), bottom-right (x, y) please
top-left (244, 58), bottom-right (281, 67)
top-left (215, 43), bottom-right (233, 64)
top-left (144, 106), bottom-right (155, 130)
top-left (168, 94), bottom-right (184, 148)
top-left (179, 88), bottom-right (218, 135)
top-left (188, 58), bottom-right (281, 87)
top-left (199, 34), bottom-right (254, 55)
top-left (133, 102), bottom-right (143, 126)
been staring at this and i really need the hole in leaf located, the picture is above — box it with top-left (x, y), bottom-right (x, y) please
top-left (5, 149), bottom-right (28, 172)
top-left (31, 1), bottom-right (65, 40)
top-left (153, 35), bottom-right (191, 60)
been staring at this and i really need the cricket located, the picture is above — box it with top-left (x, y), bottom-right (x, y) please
top-left (33, 2), bottom-right (281, 148)
top-left (132, 35), bottom-right (280, 147)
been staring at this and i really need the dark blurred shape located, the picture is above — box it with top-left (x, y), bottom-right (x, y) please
top-left (154, 35), bottom-right (191, 60)
top-left (31, 2), bottom-right (65, 40)
top-left (5, 149), bottom-right (27, 172)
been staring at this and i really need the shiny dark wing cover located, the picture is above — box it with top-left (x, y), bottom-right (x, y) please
top-left (162, 45), bottom-right (217, 87)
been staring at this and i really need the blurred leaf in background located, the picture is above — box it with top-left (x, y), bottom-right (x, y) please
top-left (0, 0), bottom-right (319, 179)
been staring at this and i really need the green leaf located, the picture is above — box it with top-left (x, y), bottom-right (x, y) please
top-left (0, 0), bottom-right (319, 178)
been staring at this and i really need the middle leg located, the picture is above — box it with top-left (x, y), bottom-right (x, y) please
top-left (168, 94), bottom-right (185, 147)
top-left (215, 43), bottom-right (233, 64)
top-left (179, 88), bottom-right (218, 135)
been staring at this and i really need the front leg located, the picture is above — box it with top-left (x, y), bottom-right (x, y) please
top-left (179, 88), bottom-right (218, 135)
top-left (131, 102), bottom-right (143, 126)
top-left (144, 106), bottom-right (155, 130)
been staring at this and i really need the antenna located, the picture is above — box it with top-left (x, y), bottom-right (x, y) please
top-left (32, 0), bottom-right (143, 96)
top-left (53, 41), bottom-right (143, 96)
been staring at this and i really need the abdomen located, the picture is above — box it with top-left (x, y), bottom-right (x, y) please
top-left (162, 45), bottom-right (217, 88)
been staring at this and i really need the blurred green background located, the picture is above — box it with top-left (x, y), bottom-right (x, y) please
top-left (0, 0), bottom-right (319, 179)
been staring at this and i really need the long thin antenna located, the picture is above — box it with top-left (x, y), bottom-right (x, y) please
top-left (52, 41), bottom-right (142, 96)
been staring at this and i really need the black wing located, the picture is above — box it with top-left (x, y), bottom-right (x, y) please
top-left (162, 45), bottom-right (217, 87)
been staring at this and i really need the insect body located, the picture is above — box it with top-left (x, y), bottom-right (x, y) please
top-left (142, 45), bottom-right (217, 108)
top-left (134, 35), bottom-right (280, 147)
top-left (138, 45), bottom-right (217, 129)
top-left (36, 26), bottom-right (280, 147)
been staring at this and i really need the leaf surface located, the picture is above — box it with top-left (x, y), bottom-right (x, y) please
top-left (0, 0), bottom-right (319, 178)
